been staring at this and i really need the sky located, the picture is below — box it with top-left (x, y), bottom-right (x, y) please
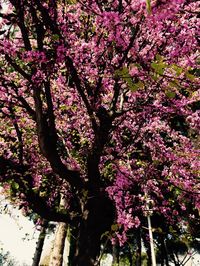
top-left (0, 193), bottom-right (54, 265)
top-left (0, 192), bottom-right (41, 265)
top-left (0, 210), bottom-right (38, 265)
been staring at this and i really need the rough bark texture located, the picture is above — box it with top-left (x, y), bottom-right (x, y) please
top-left (69, 195), bottom-right (114, 266)
top-left (112, 242), bottom-right (119, 266)
top-left (160, 236), bottom-right (169, 266)
top-left (135, 230), bottom-right (142, 266)
top-left (49, 222), bottom-right (68, 266)
top-left (32, 220), bottom-right (48, 266)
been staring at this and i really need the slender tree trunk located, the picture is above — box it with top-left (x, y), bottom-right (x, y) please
top-left (159, 236), bottom-right (165, 266)
top-left (127, 244), bottom-right (133, 266)
top-left (161, 236), bottom-right (169, 266)
top-left (142, 234), bottom-right (152, 266)
top-left (32, 219), bottom-right (48, 266)
top-left (147, 248), bottom-right (152, 266)
top-left (49, 222), bottom-right (68, 266)
top-left (170, 252), bottom-right (180, 266)
top-left (135, 229), bottom-right (142, 266)
top-left (112, 242), bottom-right (119, 265)
top-left (160, 251), bottom-right (164, 266)
top-left (49, 194), bottom-right (68, 266)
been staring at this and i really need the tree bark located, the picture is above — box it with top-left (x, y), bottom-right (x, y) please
top-left (135, 229), bottom-right (142, 266)
top-left (49, 194), bottom-right (68, 266)
top-left (160, 236), bottom-right (169, 266)
top-left (32, 220), bottom-right (48, 266)
top-left (128, 248), bottom-right (133, 266)
top-left (112, 242), bottom-right (119, 265)
top-left (49, 222), bottom-right (68, 266)
top-left (69, 195), bottom-right (114, 266)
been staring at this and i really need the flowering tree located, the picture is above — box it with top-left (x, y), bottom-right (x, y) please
top-left (0, 0), bottom-right (199, 265)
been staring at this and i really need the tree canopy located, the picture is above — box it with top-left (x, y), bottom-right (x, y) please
top-left (0, 0), bottom-right (199, 265)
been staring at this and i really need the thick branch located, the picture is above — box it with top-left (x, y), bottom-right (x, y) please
top-left (0, 77), bottom-right (36, 120)
top-left (8, 104), bottom-right (24, 164)
top-left (5, 55), bottom-right (31, 81)
top-left (29, 4), bottom-right (45, 51)
top-left (35, 0), bottom-right (60, 35)
top-left (17, 96), bottom-right (36, 120)
top-left (33, 86), bottom-right (83, 189)
top-left (9, 0), bottom-right (32, 50)
top-left (65, 57), bottom-right (98, 133)
top-left (0, 156), bottom-right (73, 223)
top-left (118, 21), bottom-right (141, 68)
top-left (44, 80), bottom-right (57, 141)
top-left (111, 79), bottom-right (120, 113)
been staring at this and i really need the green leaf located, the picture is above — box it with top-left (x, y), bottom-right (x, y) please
top-left (165, 91), bottom-right (176, 99)
top-left (60, 104), bottom-right (68, 111)
top-left (151, 61), bottom-right (167, 75)
top-left (82, 189), bottom-right (88, 199)
top-left (67, 0), bottom-right (77, 4)
top-left (136, 160), bottom-right (146, 167)
top-left (168, 81), bottom-right (180, 89)
top-left (185, 72), bottom-right (196, 81)
top-left (11, 182), bottom-right (19, 190)
top-left (129, 80), bottom-right (144, 92)
top-left (171, 64), bottom-right (183, 76)
top-left (146, 0), bottom-right (152, 14)
top-left (111, 224), bottom-right (119, 231)
top-left (101, 231), bottom-right (110, 239)
top-left (151, 55), bottom-right (168, 75)
top-left (115, 67), bottom-right (129, 78)
top-left (7, 67), bottom-right (15, 73)
top-left (52, 34), bottom-right (60, 41)
top-left (115, 67), bottom-right (143, 92)
top-left (157, 227), bottom-right (163, 233)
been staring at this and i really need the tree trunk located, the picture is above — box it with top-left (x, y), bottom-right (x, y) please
top-left (147, 248), bottom-right (152, 266)
top-left (127, 244), bottom-right (133, 266)
top-left (160, 236), bottom-right (169, 266)
top-left (49, 222), bottom-right (67, 266)
top-left (112, 242), bottom-right (119, 265)
top-left (71, 222), bottom-right (101, 265)
top-left (32, 220), bottom-right (48, 266)
top-left (142, 233), bottom-right (152, 266)
top-left (69, 195), bottom-right (114, 266)
top-left (49, 194), bottom-right (68, 266)
top-left (135, 229), bottom-right (142, 266)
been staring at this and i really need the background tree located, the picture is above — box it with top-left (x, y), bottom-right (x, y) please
top-left (0, 242), bottom-right (29, 266)
top-left (0, 246), bottom-right (16, 266)
top-left (32, 219), bottom-right (49, 266)
top-left (49, 196), bottom-right (68, 266)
